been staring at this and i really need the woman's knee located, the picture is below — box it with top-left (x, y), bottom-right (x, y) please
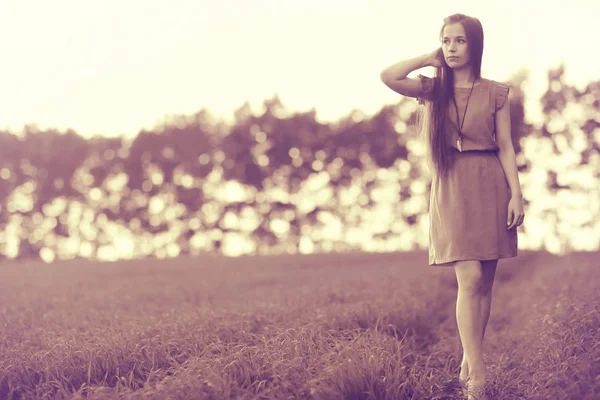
top-left (454, 260), bottom-right (485, 295)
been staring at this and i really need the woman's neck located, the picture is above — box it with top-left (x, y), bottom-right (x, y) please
top-left (453, 68), bottom-right (476, 87)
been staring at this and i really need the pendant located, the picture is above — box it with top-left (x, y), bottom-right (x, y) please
top-left (457, 137), bottom-right (463, 152)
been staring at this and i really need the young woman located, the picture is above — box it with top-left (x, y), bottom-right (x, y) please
top-left (380, 13), bottom-right (525, 400)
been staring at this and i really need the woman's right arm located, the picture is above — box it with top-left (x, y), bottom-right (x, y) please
top-left (379, 49), bottom-right (441, 98)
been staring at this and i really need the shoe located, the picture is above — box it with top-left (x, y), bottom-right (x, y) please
top-left (466, 378), bottom-right (487, 400)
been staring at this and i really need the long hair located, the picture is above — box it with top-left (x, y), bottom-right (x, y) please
top-left (420, 14), bottom-right (484, 178)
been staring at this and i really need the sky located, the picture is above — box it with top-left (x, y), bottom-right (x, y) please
top-left (1, 0), bottom-right (598, 138)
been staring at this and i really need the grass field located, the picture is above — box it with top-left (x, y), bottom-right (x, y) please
top-left (0, 250), bottom-right (599, 399)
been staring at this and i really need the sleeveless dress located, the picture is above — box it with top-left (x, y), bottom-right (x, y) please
top-left (416, 75), bottom-right (518, 266)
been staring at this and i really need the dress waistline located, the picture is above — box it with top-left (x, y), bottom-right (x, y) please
top-left (451, 148), bottom-right (498, 155)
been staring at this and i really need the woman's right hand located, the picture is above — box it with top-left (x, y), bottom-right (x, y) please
top-left (427, 48), bottom-right (444, 68)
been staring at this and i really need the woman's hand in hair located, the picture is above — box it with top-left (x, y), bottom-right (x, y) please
top-left (427, 48), bottom-right (444, 68)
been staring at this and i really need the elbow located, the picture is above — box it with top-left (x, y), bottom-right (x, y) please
top-left (380, 69), bottom-right (391, 83)
top-left (497, 141), bottom-right (516, 155)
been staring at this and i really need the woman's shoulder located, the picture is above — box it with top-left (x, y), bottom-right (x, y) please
top-left (480, 77), bottom-right (510, 89)
top-left (480, 78), bottom-right (510, 110)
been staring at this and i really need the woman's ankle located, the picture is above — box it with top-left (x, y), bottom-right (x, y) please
top-left (466, 359), bottom-right (485, 379)
top-left (459, 359), bottom-right (469, 381)
top-left (468, 368), bottom-right (486, 382)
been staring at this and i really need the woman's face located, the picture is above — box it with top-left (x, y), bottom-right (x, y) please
top-left (441, 23), bottom-right (470, 69)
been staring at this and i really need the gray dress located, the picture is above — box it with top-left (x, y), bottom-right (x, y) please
top-left (416, 76), bottom-right (518, 266)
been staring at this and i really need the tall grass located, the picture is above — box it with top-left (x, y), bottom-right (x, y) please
top-left (0, 250), bottom-right (598, 399)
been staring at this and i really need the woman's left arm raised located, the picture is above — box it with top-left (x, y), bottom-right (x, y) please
top-left (495, 93), bottom-right (525, 231)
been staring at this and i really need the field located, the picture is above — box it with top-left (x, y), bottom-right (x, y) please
top-left (0, 250), bottom-right (599, 399)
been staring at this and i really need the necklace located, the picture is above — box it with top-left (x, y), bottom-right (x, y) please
top-left (451, 79), bottom-right (476, 152)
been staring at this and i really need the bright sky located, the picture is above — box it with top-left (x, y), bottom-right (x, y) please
top-left (1, 0), bottom-right (598, 138)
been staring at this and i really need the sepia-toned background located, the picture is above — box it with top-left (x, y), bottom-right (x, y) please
top-left (0, 0), bottom-right (598, 262)
top-left (1, 3), bottom-right (599, 400)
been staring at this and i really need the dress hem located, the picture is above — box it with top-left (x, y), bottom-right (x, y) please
top-left (429, 252), bottom-right (518, 266)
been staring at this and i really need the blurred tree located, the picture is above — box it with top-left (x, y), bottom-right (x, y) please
top-left (0, 65), bottom-right (598, 261)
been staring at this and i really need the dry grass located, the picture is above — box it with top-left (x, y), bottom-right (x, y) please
top-left (0, 250), bottom-right (598, 399)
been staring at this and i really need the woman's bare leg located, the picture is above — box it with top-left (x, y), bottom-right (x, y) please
top-left (454, 260), bottom-right (487, 387)
top-left (460, 259), bottom-right (498, 380)
top-left (480, 259), bottom-right (498, 341)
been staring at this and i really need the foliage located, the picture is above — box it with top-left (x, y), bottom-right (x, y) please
top-left (0, 66), bottom-right (598, 261)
